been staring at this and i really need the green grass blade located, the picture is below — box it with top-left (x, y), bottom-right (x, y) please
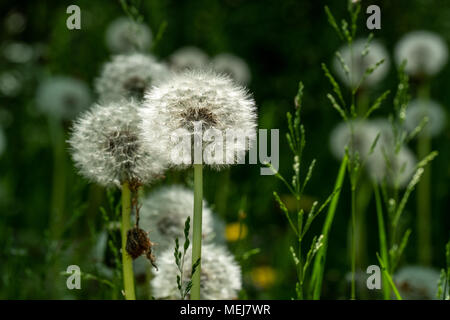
top-left (373, 182), bottom-right (390, 299)
top-left (310, 154), bottom-right (348, 299)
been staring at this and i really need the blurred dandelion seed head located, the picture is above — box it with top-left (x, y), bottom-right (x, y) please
top-left (36, 76), bottom-right (91, 120)
top-left (404, 99), bottom-right (446, 137)
top-left (140, 69), bottom-right (257, 168)
top-left (139, 185), bottom-right (215, 252)
top-left (329, 120), bottom-right (379, 160)
top-left (152, 243), bottom-right (241, 299)
top-left (395, 266), bottom-right (441, 300)
top-left (68, 100), bottom-right (166, 187)
top-left (105, 17), bottom-right (152, 54)
top-left (395, 31), bottom-right (448, 77)
top-left (168, 46), bottom-right (209, 71)
top-left (333, 39), bottom-right (390, 88)
top-left (212, 53), bottom-right (251, 85)
top-left (95, 53), bottom-right (169, 103)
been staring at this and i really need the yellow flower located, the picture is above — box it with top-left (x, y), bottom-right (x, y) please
top-left (251, 266), bottom-right (276, 288)
top-left (225, 222), bottom-right (248, 242)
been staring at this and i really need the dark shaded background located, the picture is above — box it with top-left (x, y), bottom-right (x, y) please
top-left (0, 0), bottom-right (449, 299)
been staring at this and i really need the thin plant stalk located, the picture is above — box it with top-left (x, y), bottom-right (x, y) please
top-left (416, 82), bottom-right (432, 265)
top-left (350, 183), bottom-right (357, 300)
top-left (311, 154), bottom-right (348, 299)
top-left (49, 118), bottom-right (66, 239)
top-left (121, 181), bottom-right (136, 300)
top-left (190, 163), bottom-right (203, 300)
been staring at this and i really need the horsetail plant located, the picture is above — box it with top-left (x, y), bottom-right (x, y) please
top-left (271, 82), bottom-right (336, 299)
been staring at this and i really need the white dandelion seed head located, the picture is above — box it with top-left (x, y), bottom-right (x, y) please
top-left (333, 39), bottom-right (390, 88)
top-left (212, 53), bottom-right (251, 85)
top-left (329, 119), bottom-right (379, 160)
top-left (0, 70), bottom-right (22, 97)
top-left (404, 99), bottom-right (446, 137)
top-left (395, 266), bottom-right (441, 300)
top-left (95, 53), bottom-right (169, 103)
top-left (169, 46), bottom-right (209, 71)
top-left (368, 146), bottom-right (417, 189)
top-left (68, 100), bottom-right (166, 187)
top-left (2, 41), bottom-right (34, 64)
top-left (395, 31), bottom-right (448, 77)
top-left (140, 69), bottom-right (258, 169)
top-left (139, 185), bottom-right (215, 253)
top-left (36, 76), bottom-right (92, 120)
top-left (105, 17), bottom-right (152, 54)
top-left (151, 243), bottom-right (242, 300)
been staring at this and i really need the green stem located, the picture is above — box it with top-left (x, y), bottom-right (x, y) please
top-left (121, 181), bottom-right (135, 300)
top-left (310, 154), bottom-right (347, 299)
top-left (351, 184), bottom-right (357, 300)
top-left (191, 164), bottom-right (203, 300)
top-left (417, 82), bottom-right (432, 265)
top-left (49, 118), bottom-right (66, 239)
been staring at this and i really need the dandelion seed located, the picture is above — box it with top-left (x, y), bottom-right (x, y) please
top-left (68, 100), bottom-right (166, 187)
top-left (329, 120), bottom-right (379, 160)
top-left (140, 69), bottom-right (257, 168)
top-left (95, 53), bottom-right (169, 103)
top-left (151, 243), bottom-right (241, 300)
top-left (404, 99), bottom-right (446, 137)
top-left (168, 46), bottom-right (209, 71)
top-left (36, 76), bottom-right (91, 120)
top-left (395, 31), bottom-right (448, 77)
top-left (395, 265), bottom-right (441, 300)
top-left (212, 53), bottom-right (251, 85)
top-left (333, 39), bottom-right (390, 88)
top-left (105, 17), bottom-right (152, 54)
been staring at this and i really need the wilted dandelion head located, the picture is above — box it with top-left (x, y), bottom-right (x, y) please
top-left (395, 266), bottom-right (440, 300)
top-left (395, 31), bottom-right (448, 77)
top-left (329, 120), bottom-right (379, 160)
top-left (212, 53), bottom-right (251, 85)
top-left (140, 70), bottom-right (257, 168)
top-left (333, 38), bottom-right (390, 88)
top-left (95, 53), bottom-right (169, 103)
top-left (139, 185), bottom-right (214, 253)
top-left (169, 46), bottom-right (209, 71)
top-left (368, 146), bottom-right (417, 189)
top-left (105, 17), bottom-right (152, 54)
top-left (404, 99), bottom-right (446, 137)
top-left (36, 76), bottom-right (91, 120)
top-left (68, 100), bottom-right (166, 187)
top-left (152, 244), bottom-right (241, 299)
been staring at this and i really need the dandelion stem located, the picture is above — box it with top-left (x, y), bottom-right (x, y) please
top-left (191, 163), bottom-right (203, 300)
top-left (121, 181), bottom-right (136, 300)
top-left (417, 82), bottom-right (432, 265)
top-left (351, 184), bottom-right (357, 300)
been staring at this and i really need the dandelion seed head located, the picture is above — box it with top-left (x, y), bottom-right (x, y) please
top-left (139, 185), bottom-right (214, 253)
top-left (329, 120), bottom-right (379, 160)
top-left (36, 76), bottom-right (91, 120)
top-left (395, 266), bottom-right (441, 300)
top-left (334, 39), bottom-right (390, 88)
top-left (368, 146), bottom-right (417, 189)
top-left (105, 17), bottom-right (152, 54)
top-left (212, 53), bottom-right (251, 85)
top-left (169, 46), bottom-right (209, 71)
top-left (151, 244), bottom-right (241, 299)
top-left (68, 100), bottom-right (166, 187)
top-left (404, 99), bottom-right (446, 137)
top-left (95, 53), bottom-right (169, 103)
top-left (395, 31), bottom-right (448, 77)
top-left (140, 69), bottom-right (257, 169)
